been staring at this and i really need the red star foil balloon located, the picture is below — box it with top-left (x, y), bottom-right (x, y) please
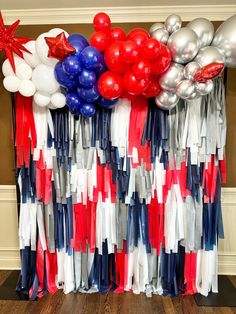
top-left (45, 32), bottom-right (76, 61)
top-left (0, 11), bottom-right (32, 72)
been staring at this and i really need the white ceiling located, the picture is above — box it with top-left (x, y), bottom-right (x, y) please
top-left (1, 0), bottom-right (236, 10)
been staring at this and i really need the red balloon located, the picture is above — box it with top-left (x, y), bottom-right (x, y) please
top-left (123, 71), bottom-right (149, 95)
top-left (120, 40), bottom-right (139, 64)
top-left (142, 76), bottom-right (161, 98)
top-left (132, 58), bottom-right (151, 79)
top-left (110, 27), bottom-right (126, 41)
top-left (104, 41), bottom-right (129, 74)
top-left (127, 28), bottom-right (150, 38)
top-left (194, 62), bottom-right (224, 82)
top-left (90, 31), bottom-right (110, 52)
top-left (93, 12), bottom-right (111, 32)
top-left (121, 89), bottom-right (137, 101)
top-left (127, 28), bottom-right (150, 49)
top-left (141, 38), bottom-right (161, 60)
top-left (151, 44), bottom-right (171, 75)
top-left (98, 71), bottom-right (123, 99)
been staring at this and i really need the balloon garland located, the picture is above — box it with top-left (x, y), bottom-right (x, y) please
top-left (0, 11), bottom-right (235, 299)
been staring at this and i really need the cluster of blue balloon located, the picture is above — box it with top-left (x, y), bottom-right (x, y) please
top-left (54, 34), bottom-right (118, 117)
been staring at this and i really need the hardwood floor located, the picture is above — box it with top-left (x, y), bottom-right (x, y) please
top-left (0, 271), bottom-right (235, 314)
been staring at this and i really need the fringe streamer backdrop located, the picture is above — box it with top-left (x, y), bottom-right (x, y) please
top-left (14, 77), bottom-right (226, 300)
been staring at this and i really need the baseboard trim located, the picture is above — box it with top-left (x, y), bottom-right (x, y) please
top-left (0, 247), bottom-right (21, 270)
top-left (218, 252), bottom-right (236, 275)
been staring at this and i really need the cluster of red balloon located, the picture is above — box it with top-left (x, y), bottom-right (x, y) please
top-left (90, 12), bottom-right (171, 100)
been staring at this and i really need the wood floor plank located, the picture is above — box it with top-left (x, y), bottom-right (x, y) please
top-left (0, 270), bottom-right (12, 286)
top-left (228, 276), bottom-right (236, 288)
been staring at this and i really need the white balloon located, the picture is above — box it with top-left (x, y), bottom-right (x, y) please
top-left (35, 32), bottom-right (58, 66)
top-left (51, 92), bottom-right (66, 108)
top-left (23, 41), bottom-right (41, 68)
top-left (34, 91), bottom-right (51, 107)
top-left (49, 28), bottom-right (69, 37)
top-left (32, 64), bottom-right (59, 94)
top-left (2, 56), bottom-right (24, 77)
top-left (3, 76), bottom-right (20, 92)
top-left (48, 103), bottom-right (57, 110)
top-left (16, 63), bottom-right (33, 80)
top-left (18, 80), bottom-right (36, 97)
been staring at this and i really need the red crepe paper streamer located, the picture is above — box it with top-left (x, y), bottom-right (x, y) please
top-left (128, 95), bottom-right (151, 170)
top-left (72, 201), bottom-right (97, 253)
top-left (15, 93), bottom-right (37, 168)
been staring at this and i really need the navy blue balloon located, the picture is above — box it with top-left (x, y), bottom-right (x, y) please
top-left (60, 86), bottom-right (69, 95)
top-left (80, 103), bottom-right (96, 118)
top-left (68, 34), bottom-right (89, 46)
top-left (98, 96), bottom-right (119, 109)
top-left (77, 85), bottom-right (100, 102)
top-left (54, 62), bottom-right (78, 89)
top-left (96, 54), bottom-right (107, 76)
top-left (78, 69), bottom-right (97, 87)
top-left (80, 46), bottom-right (102, 70)
top-left (66, 92), bottom-right (83, 114)
top-left (62, 55), bottom-right (82, 75)
top-left (68, 34), bottom-right (89, 54)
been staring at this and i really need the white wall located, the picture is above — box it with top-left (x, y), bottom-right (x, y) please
top-left (0, 185), bottom-right (235, 274)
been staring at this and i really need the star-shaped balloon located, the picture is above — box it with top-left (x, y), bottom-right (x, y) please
top-left (0, 11), bottom-right (32, 72)
top-left (45, 32), bottom-right (76, 61)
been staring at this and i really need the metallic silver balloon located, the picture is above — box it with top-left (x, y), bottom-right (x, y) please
top-left (155, 90), bottom-right (179, 110)
top-left (151, 28), bottom-right (169, 44)
top-left (167, 27), bottom-right (199, 64)
top-left (195, 80), bottom-right (214, 95)
top-left (187, 90), bottom-right (200, 100)
top-left (186, 18), bottom-right (214, 48)
top-left (195, 46), bottom-right (225, 67)
top-left (183, 61), bottom-right (200, 80)
top-left (212, 14), bottom-right (236, 68)
top-left (176, 79), bottom-right (196, 100)
top-left (165, 14), bottom-right (182, 34)
top-left (149, 22), bottom-right (164, 34)
top-left (159, 62), bottom-right (184, 91)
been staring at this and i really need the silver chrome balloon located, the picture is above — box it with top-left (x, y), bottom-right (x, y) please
top-left (195, 80), bottom-right (214, 95)
top-left (151, 28), bottom-right (169, 44)
top-left (164, 14), bottom-right (182, 34)
top-left (159, 62), bottom-right (184, 91)
top-left (149, 22), bottom-right (165, 34)
top-left (187, 90), bottom-right (200, 100)
top-left (155, 90), bottom-right (179, 110)
top-left (167, 27), bottom-right (199, 64)
top-left (183, 61), bottom-right (200, 80)
top-left (186, 18), bottom-right (214, 48)
top-left (195, 46), bottom-right (225, 67)
top-left (176, 79), bottom-right (196, 100)
top-left (212, 14), bottom-right (236, 68)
